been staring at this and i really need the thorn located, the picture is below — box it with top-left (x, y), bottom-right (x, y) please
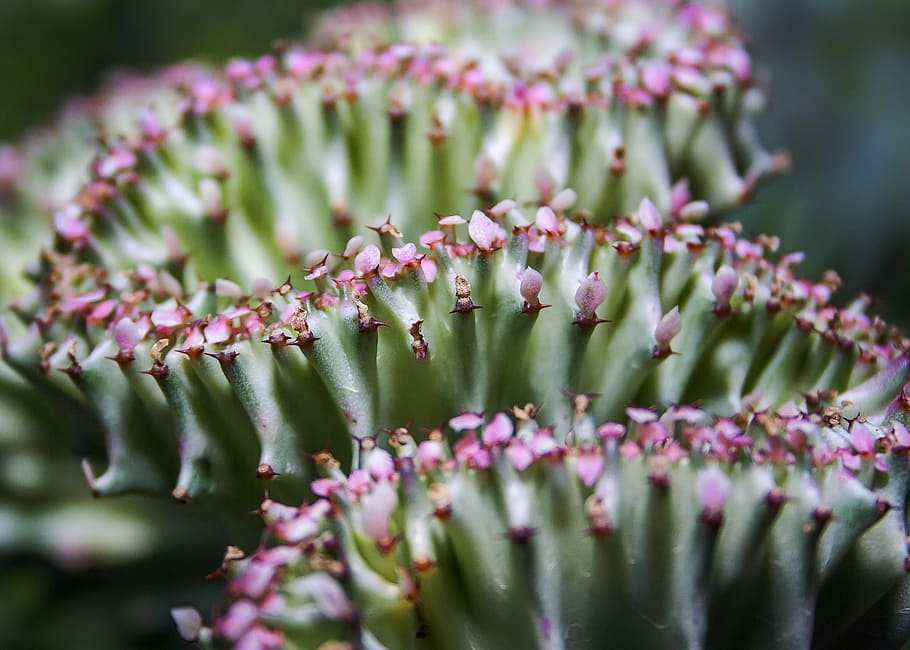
top-left (571, 315), bottom-right (611, 330)
top-left (522, 302), bottom-right (551, 314)
top-left (510, 403), bottom-right (541, 421)
top-left (177, 346), bottom-right (205, 360)
top-left (562, 389), bottom-right (600, 416)
top-left (875, 497), bottom-right (893, 519)
top-left (205, 350), bottom-right (239, 367)
top-left (171, 487), bottom-right (190, 503)
top-left (450, 274), bottom-right (481, 314)
top-left (140, 363), bottom-right (170, 378)
top-left (410, 320), bottom-right (429, 361)
top-left (764, 487), bottom-right (788, 512)
top-left (506, 525), bottom-right (536, 544)
top-left (366, 215), bottom-right (402, 239)
top-left (812, 506), bottom-right (833, 528)
top-left (256, 463), bottom-right (279, 480)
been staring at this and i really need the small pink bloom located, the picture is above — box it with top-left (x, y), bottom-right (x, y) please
top-left (437, 214), bottom-right (466, 227)
top-left (360, 481), bottom-right (398, 542)
top-left (619, 440), bottom-right (641, 459)
top-left (551, 188), bottom-right (577, 213)
top-left (520, 267), bottom-right (544, 308)
top-left (366, 449), bottom-right (395, 481)
top-left (151, 307), bottom-right (189, 329)
top-left (295, 573), bottom-right (355, 621)
top-left (203, 315), bottom-right (231, 344)
top-left (489, 199), bottom-right (516, 219)
top-left (392, 242), bottom-right (418, 264)
top-left (575, 447), bottom-right (604, 487)
top-left (654, 306), bottom-right (681, 349)
top-left (310, 478), bottom-right (341, 497)
top-left (181, 325), bottom-right (205, 350)
top-left (535, 206), bottom-right (559, 235)
top-left (850, 422), bottom-right (876, 455)
top-left (469, 210), bottom-right (500, 250)
top-left (453, 432), bottom-right (481, 463)
top-left (482, 413), bottom-right (514, 447)
top-left (506, 439), bottom-right (535, 471)
top-left (696, 466), bottom-right (730, 511)
top-left (530, 429), bottom-right (558, 457)
top-left (87, 299), bottom-right (116, 324)
top-left (597, 422), bottom-right (626, 441)
top-left (662, 441), bottom-right (687, 462)
top-left (215, 278), bottom-right (244, 300)
top-left (235, 627), bottom-right (285, 650)
top-left (637, 197), bottom-right (662, 231)
top-left (216, 600), bottom-right (259, 640)
top-left (575, 272), bottom-right (606, 319)
top-left (231, 561), bottom-right (274, 599)
top-left (639, 422), bottom-right (669, 445)
top-left (354, 244), bottom-right (381, 274)
top-left (641, 61), bottom-right (671, 97)
top-left (420, 230), bottom-right (445, 249)
top-left (417, 440), bottom-right (444, 470)
top-left (449, 412), bottom-right (484, 431)
top-left (171, 608), bottom-right (202, 642)
top-left (712, 266), bottom-right (739, 307)
top-left (670, 179), bottom-right (691, 215)
top-left (347, 469), bottom-right (371, 496)
top-left (626, 407), bottom-right (658, 424)
top-left (54, 207), bottom-right (90, 241)
top-left (420, 257), bottom-right (438, 282)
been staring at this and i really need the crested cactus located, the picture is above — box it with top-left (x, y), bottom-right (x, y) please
top-left (7, 200), bottom-right (908, 506)
top-left (189, 405), bottom-right (910, 649)
top-left (0, 1), bottom-right (908, 649)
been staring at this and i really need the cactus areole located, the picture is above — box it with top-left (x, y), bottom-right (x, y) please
top-left (0, 1), bottom-right (908, 649)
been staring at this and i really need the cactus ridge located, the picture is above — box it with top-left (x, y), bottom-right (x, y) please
top-left (195, 405), bottom-right (910, 650)
top-left (5, 199), bottom-right (907, 504)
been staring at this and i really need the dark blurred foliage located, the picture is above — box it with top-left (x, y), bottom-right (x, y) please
top-left (0, 0), bottom-right (339, 139)
top-left (0, 1), bottom-right (908, 649)
top-left (729, 0), bottom-right (910, 330)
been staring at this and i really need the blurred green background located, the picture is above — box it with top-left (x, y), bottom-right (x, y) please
top-left (0, 1), bottom-right (908, 649)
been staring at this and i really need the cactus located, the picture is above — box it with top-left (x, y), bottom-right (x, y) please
top-left (7, 199), bottom-right (907, 507)
top-left (0, 1), bottom-right (908, 649)
top-left (189, 405), bottom-right (910, 649)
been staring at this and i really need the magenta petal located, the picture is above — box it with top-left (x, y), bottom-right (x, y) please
top-left (535, 206), bottom-right (559, 234)
top-left (216, 599), bottom-right (259, 640)
top-left (696, 466), bottom-right (730, 511)
top-left (575, 448), bottom-right (604, 487)
top-left (637, 197), bottom-right (662, 231)
top-left (469, 210), bottom-right (499, 250)
top-left (355, 244), bottom-right (381, 274)
top-left (575, 272), bottom-right (607, 318)
top-left (850, 422), bottom-right (876, 455)
top-left (506, 439), bottom-right (535, 471)
top-left (449, 412), bottom-right (485, 431)
top-left (482, 412), bottom-right (514, 446)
